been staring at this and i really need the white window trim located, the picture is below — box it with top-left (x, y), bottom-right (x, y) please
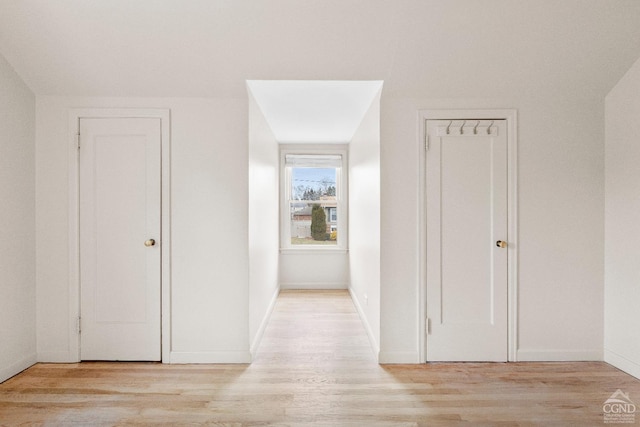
top-left (280, 145), bottom-right (348, 252)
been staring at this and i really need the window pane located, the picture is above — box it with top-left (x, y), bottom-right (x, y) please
top-left (291, 167), bottom-right (337, 200)
top-left (290, 167), bottom-right (337, 245)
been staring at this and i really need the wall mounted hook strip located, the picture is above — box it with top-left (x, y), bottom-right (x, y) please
top-left (487, 120), bottom-right (494, 135)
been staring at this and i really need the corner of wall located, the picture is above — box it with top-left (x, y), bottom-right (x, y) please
top-left (348, 287), bottom-right (379, 361)
top-left (0, 354), bottom-right (37, 384)
top-left (604, 350), bottom-right (640, 380)
top-left (0, 51), bottom-right (37, 382)
top-left (604, 53), bottom-right (640, 380)
top-left (348, 88), bottom-right (381, 358)
top-left (248, 87), bottom-right (281, 354)
top-left (249, 286), bottom-right (279, 360)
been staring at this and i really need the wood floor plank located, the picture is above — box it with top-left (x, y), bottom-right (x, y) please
top-left (1, 290), bottom-right (639, 426)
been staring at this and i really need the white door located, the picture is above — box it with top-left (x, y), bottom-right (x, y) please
top-left (426, 120), bottom-right (508, 362)
top-left (80, 118), bottom-right (161, 361)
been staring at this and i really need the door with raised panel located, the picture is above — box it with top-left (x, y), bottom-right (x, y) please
top-left (426, 119), bottom-right (508, 362)
top-left (79, 117), bottom-right (161, 361)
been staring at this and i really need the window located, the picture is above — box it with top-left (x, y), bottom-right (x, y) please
top-left (281, 151), bottom-right (347, 249)
top-left (327, 207), bottom-right (337, 223)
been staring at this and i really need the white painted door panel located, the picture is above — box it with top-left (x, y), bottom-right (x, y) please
top-left (80, 118), bottom-right (161, 361)
top-left (426, 120), bottom-right (508, 362)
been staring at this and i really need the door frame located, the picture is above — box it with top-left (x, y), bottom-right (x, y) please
top-left (68, 108), bottom-right (172, 363)
top-left (418, 109), bottom-right (518, 362)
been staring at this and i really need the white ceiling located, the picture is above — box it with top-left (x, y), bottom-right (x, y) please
top-left (1, 1), bottom-right (640, 99)
top-left (247, 80), bottom-right (382, 143)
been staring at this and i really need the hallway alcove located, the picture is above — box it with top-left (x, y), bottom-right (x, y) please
top-left (247, 80), bottom-right (383, 361)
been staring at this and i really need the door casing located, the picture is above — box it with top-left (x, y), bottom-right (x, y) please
top-left (418, 109), bottom-right (518, 363)
top-left (68, 108), bottom-right (171, 363)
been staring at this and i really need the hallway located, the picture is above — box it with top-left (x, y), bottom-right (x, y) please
top-left (255, 290), bottom-right (376, 365)
top-left (1, 290), bottom-right (639, 425)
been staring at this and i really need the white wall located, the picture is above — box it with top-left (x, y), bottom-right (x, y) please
top-left (348, 91), bottom-right (381, 357)
top-left (248, 90), bottom-right (280, 357)
top-left (36, 96), bottom-right (251, 363)
top-left (604, 56), bottom-right (640, 379)
top-left (0, 53), bottom-right (36, 382)
top-left (280, 252), bottom-right (349, 289)
top-left (381, 96), bottom-right (605, 362)
top-left (33, 94), bottom-right (607, 365)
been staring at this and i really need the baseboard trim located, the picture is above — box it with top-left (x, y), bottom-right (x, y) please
top-left (378, 351), bottom-right (421, 364)
top-left (281, 282), bottom-right (348, 290)
top-left (250, 287), bottom-right (280, 360)
top-left (604, 349), bottom-right (640, 380)
top-left (348, 287), bottom-right (379, 362)
top-left (516, 349), bottom-right (603, 361)
top-left (169, 351), bottom-right (252, 364)
top-left (378, 351), bottom-right (425, 365)
top-left (37, 351), bottom-right (78, 363)
top-left (0, 353), bottom-right (37, 383)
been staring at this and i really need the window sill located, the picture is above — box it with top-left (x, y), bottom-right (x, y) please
top-left (280, 247), bottom-right (348, 255)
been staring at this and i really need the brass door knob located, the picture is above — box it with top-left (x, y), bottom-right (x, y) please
top-left (496, 240), bottom-right (507, 248)
top-left (144, 239), bottom-right (156, 247)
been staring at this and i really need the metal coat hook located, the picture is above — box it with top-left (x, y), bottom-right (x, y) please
top-left (473, 121), bottom-right (480, 135)
top-left (446, 120), bottom-right (452, 135)
top-left (460, 120), bottom-right (466, 134)
top-left (487, 120), bottom-right (494, 135)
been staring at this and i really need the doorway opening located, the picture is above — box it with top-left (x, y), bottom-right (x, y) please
top-left (247, 80), bottom-right (383, 361)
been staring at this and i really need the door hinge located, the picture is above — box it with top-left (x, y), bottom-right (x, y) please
top-left (77, 316), bottom-right (81, 334)
top-left (426, 317), bottom-right (431, 335)
top-left (424, 133), bottom-right (429, 151)
top-left (77, 133), bottom-right (80, 150)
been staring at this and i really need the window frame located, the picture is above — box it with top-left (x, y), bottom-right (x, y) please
top-left (280, 145), bottom-right (348, 252)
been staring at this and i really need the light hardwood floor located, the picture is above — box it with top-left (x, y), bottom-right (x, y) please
top-left (1, 290), bottom-right (639, 426)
